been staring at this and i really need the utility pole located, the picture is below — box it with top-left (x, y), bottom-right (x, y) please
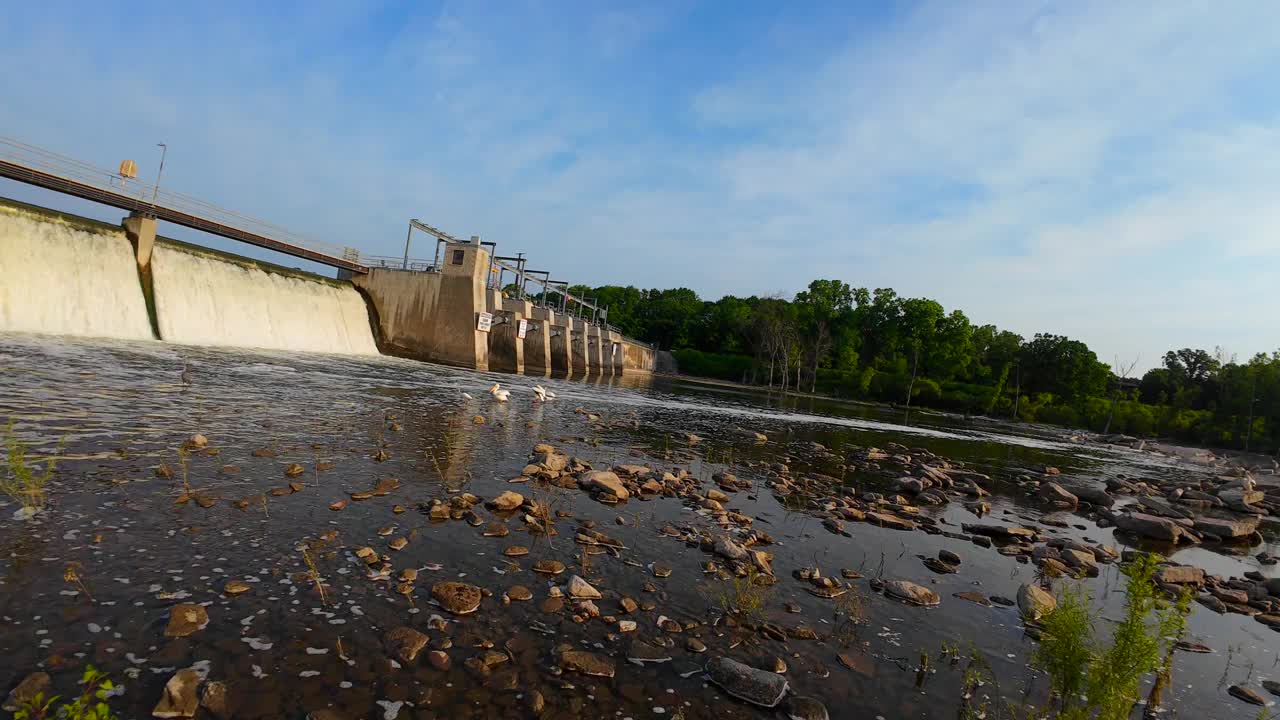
top-left (402, 222), bottom-right (413, 269)
top-left (151, 143), bottom-right (168, 208)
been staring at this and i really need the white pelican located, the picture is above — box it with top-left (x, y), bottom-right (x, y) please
top-left (489, 383), bottom-right (510, 402)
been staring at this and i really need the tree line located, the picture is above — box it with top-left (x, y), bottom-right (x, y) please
top-left (563, 281), bottom-right (1280, 454)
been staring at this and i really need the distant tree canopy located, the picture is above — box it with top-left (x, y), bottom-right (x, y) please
top-left (583, 280), bottom-right (1279, 453)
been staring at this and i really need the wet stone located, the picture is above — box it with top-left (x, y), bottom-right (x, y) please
top-left (504, 545), bottom-right (529, 557)
top-left (705, 656), bottom-right (789, 709)
top-left (506, 585), bottom-right (532, 601)
top-left (153, 668), bottom-right (201, 718)
top-left (164, 603), bottom-right (210, 638)
top-left (386, 626), bottom-right (429, 663)
top-left (883, 580), bottom-right (940, 606)
top-left (532, 560), bottom-right (566, 575)
top-left (784, 696), bottom-right (830, 720)
top-left (557, 647), bottom-right (616, 678)
top-left (432, 581), bottom-right (483, 615)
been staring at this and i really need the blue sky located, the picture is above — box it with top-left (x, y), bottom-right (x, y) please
top-left (3, 0), bottom-right (1278, 371)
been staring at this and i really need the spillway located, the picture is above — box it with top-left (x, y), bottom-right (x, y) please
top-left (149, 244), bottom-right (379, 355)
top-left (0, 207), bottom-right (154, 341)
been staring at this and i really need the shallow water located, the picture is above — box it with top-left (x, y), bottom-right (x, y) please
top-left (0, 333), bottom-right (1277, 719)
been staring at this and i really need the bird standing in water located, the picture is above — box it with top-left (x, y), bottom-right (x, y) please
top-left (489, 383), bottom-right (510, 402)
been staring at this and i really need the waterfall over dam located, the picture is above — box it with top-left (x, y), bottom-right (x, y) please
top-left (0, 205), bottom-right (154, 341)
top-left (0, 200), bottom-right (378, 355)
top-left (150, 245), bottom-right (378, 355)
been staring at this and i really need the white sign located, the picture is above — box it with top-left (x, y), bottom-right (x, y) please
top-left (517, 319), bottom-right (529, 339)
top-left (476, 312), bottom-right (493, 332)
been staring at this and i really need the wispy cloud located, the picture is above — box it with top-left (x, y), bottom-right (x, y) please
top-left (1, 0), bottom-right (1277, 368)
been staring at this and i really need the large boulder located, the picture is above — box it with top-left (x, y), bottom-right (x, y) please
top-left (578, 471), bottom-right (629, 500)
top-left (883, 580), bottom-right (940, 606)
top-left (1195, 515), bottom-right (1262, 539)
top-left (705, 656), bottom-right (789, 708)
top-left (1114, 512), bottom-right (1182, 542)
top-left (1156, 565), bottom-right (1205, 586)
top-left (1066, 485), bottom-right (1115, 508)
top-left (1017, 583), bottom-right (1057, 620)
top-left (1219, 488), bottom-right (1264, 512)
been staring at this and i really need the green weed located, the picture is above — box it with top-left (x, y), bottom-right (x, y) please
top-left (718, 567), bottom-right (772, 623)
top-left (2, 421), bottom-right (59, 516)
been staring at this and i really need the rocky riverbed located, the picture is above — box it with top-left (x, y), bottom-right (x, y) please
top-left (0, 334), bottom-right (1277, 719)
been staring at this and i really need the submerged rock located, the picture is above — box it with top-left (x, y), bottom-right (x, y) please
top-left (566, 575), bottom-right (602, 599)
top-left (3, 672), bottom-right (50, 712)
top-left (385, 626), bottom-right (428, 663)
top-left (557, 647), bottom-right (615, 678)
top-left (705, 656), bottom-right (789, 708)
top-left (1229, 685), bottom-right (1267, 706)
top-left (783, 696), bottom-right (830, 720)
top-left (164, 603), bottom-right (209, 638)
top-left (432, 581), bottom-right (483, 615)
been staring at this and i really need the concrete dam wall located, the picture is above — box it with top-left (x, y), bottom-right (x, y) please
top-left (0, 197), bottom-right (654, 373)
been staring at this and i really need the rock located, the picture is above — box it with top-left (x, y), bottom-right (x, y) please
top-left (557, 648), bottom-right (615, 678)
top-left (705, 656), bottom-right (789, 708)
top-left (385, 626), bottom-right (428, 663)
top-left (882, 580), bottom-right (940, 606)
top-left (487, 491), bottom-right (524, 511)
top-left (164, 603), bottom-right (209, 638)
top-left (187, 434), bottom-right (208, 449)
top-left (532, 559), bottom-right (566, 575)
top-left (579, 471), bottom-right (629, 500)
top-left (1195, 515), bottom-right (1262, 539)
top-left (1039, 482), bottom-right (1078, 508)
top-left (953, 591), bottom-right (992, 607)
top-left (1115, 512), bottom-right (1183, 542)
top-left (1228, 685), bottom-right (1267, 706)
top-left (153, 668), bottom-right (201, 718)
top-left (1017, 583), bottom-right (1057, 620)
top-left (223, 580), bottom-right (251, 596)
top-left (619, 596), bottom-right (638, 614)
top-left (1066, 485), bottom-right (1115, 508)
top-left (938, 549), bottom-right (962, 566)
top-left (1253, 614), bottom-right (1280, 630)
top-left (865, 511), bottom-right (915, 531)
top-left (567, 575), bottom-right (602, 600)
top-left (284, 463), bottom-right (305, 477)
top-left (714, 535), bottom-right (750, 561)
top-left (428, 650), bottom-right (451, 671)
top-left (686, 638), bottom-right (707, 653)
top-left (961, 523), bottom-right (1035, 538)
top-left (1264, 679), bottom-right (1280, 697)
top-left (431, 581), bottom-right (483, 615)
top-left (537, 451), bottom-right (568, 471)
top-left (923, 557), bottom-right (957, 574)
top-left (1220, 488), bottom-right (1264, 512)
top-left (4, 672), bottom-right (50, 712)
top-left (626, 641), bottom-right (673, 666)
top-left (200, 681), bottom-right (231, 720)
top-left (783, 696), bottom-right (830, 720)
top-left (506, 585), bottom-right (532, 601)
top-left (1156, 565), bottom-right (1205, 586)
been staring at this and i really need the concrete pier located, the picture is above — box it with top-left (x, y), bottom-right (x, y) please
top-left (122, 213), bottom-right (156, 269)
top-left (570, 318), bottom-right (589, 376)
top-left (546, 309), bottom-right (572, 377)
top-left (523, 304), bottom-right (553, 376)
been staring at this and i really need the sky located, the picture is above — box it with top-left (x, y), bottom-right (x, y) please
top-left (2, 0), bottom-right (1278, 372)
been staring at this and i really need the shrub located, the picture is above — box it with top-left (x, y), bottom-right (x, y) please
top-left (2, 420), bottom-right (58, 518)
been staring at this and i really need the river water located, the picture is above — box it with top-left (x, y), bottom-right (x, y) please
top-left (0, 333), bottom-right (1276, 719)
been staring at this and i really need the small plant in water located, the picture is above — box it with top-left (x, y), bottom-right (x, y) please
top-left (63, 561), bottom-right (94, 602)
top-left (830, 585), bottom-right (867, 644)
top-left (1032, 553), bottom-right (1193, 720)
top-left (15, 665), bottom-right (118, 720)
top-left (302, 546), bottom-right (329, 606)
top-left (718, 567), bottom-right (771, 623)
top-left (2, 420), bottom-right (59, 518)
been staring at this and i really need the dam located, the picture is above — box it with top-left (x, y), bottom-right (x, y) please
top-left (0, 196), bottom-right (654, 375)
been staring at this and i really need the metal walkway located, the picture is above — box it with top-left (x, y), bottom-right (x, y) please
top-left (0, 137), bottom-right (367, 273)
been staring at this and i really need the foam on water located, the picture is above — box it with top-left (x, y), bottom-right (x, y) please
top-left (0, 210), bottom-right (154, 340)
top-left (150, 244), bottom-right (378, 355)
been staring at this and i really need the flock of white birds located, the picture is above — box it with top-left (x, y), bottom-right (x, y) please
top-left (460, 382), bottom-right (556, 404)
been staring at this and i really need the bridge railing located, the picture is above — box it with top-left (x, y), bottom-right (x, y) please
top-left (0, 136), bottom-right (362, 265)
top-left (362, 255), bottom-right (437, 272)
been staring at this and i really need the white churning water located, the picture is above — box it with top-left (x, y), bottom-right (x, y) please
top-left (149, 244), bottom-right (379, 355)
top-left (0, 210), bottom-right (154, 340)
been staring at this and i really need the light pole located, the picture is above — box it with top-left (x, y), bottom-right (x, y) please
top-left (151, 143), bottom-right (168, 208)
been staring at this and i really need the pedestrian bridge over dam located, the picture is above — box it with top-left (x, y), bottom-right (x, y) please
top-left (0, 139), bottom-right (653, 374)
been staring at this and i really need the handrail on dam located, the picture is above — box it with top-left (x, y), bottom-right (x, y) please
top-left (0, 137), bottom-right (368, 273)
